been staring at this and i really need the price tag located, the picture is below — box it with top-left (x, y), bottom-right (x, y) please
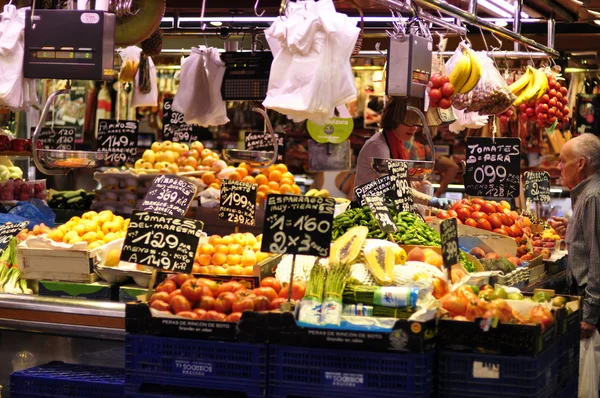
top-left (354, 175), bottom-right (394, 206)
top-left (162, 99), bottom-right (203, 143)
top-left (218, 180), bottom-right (258, 226)
top-left (472, 361), bottom-right (500, 379)
top-left (524, 171), bottom-right (551, 203)
top-left (440, 218), bottom-right (459, 270)
top-left (0, 222), bottom-right (28, 252)
top-left (387, 160), bottom-right (415, 213)
top-left (97, 119), bottom-right (139, 166)
top-left (245, 131), bottom-right (285, 163)
top-left (32, 127), bottom-right (76, 150)
top-left (463, 137), bottom-right (521, 198)
top-left (364, 196), bottom-right (397, 234)
top-left (261, 194), bottom-right (335, 257)
top-left (120, 210), bottom-right (204, 273)
top-left (141, 175), bottom-right (198, 217)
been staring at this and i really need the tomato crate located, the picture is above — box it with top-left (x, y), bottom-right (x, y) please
top-left (125, 334), bottom-right (267, 397)
top-left (10, 361), bottom-right (124, 398)
top-left (438, 342), bottom-right (558, 398)
top-left (268, 344), bottom-right (434, 397)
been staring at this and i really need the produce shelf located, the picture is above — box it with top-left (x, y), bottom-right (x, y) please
top-left (10, 361), bottom-right (125, 398)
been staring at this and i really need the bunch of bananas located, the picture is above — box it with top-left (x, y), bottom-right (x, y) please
top-left (509, 66), bottom-right (548, 106)
top-left (448, 48), bottom-right (482, 94)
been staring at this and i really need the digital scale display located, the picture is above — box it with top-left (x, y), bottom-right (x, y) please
top-left (33, 48), bottom-right (92, 60)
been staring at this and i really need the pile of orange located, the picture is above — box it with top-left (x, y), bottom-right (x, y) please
top-left (193, 232), bottom-right (270, 276)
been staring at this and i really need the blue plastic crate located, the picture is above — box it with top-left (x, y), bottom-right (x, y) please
top-left (125, 334), bottom-right (267, 397)
top-left (438, 342), bottom-right (558, 398)
top-left (557, 380), bottom-right (578, 398)
top-left (268, 344), bottom-right (434, 398)
top-left (10, 361), bottom-right (124, 398)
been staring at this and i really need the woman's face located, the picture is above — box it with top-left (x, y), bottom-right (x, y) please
top-left (391, 124), bottom-right (419, 141)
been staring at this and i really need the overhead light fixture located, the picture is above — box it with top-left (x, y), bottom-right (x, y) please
top-left (210, 21), bottom-right (223, 27)
top-left (495, 20), bottom-right (508, 27)
top-left (486, 0), bottom-right (530, 18)
top-left (571, 0), bottom-right (583, 4)
top-left (477, 0), bottom-right (512, 18)
top-left (590, 10), bottom-right (600, 16)
top-left (595, 20), bottom-right (600, 25)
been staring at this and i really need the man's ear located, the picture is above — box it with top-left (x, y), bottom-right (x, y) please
top-left (577, 157), bottom-right (586, 173)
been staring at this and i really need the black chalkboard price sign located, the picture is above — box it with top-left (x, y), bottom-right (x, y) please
top-left (364, 196), bottom-right (397, 234)
top-left (0, 221), bottom-right (29, 252)
top-left (354, 175), bottom-right (394, 206)
top-left (120, 210), bottom-right (204, 273)
top-left (245, 131), bottom-right (285, 163)
top-left (463, 137), bottom-right (521, 198)
top-left (33, 127), bottom-right (76, 150)
top-left (524, 171), bottom-right (551, 203)
top-left (218, 180), bottom-right (258, 226)
top-left (97, 119), bottom-right (139, 166)
top-left (440, 218), bottom-right (459, 270)
top-left (387, 160), bottom-right (415, 213)
top-left (141, 174), bottom-right (198, 217)
top-left (261, 194), bottom-right (336, 257)
top-left (162, 99), bottom-right (202, 143)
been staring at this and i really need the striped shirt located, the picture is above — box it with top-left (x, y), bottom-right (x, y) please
top-left (565, 171), bottom-right (600, 325)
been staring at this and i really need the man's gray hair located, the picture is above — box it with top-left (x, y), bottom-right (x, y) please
top-left (571, 133), bottom-right (600, 172)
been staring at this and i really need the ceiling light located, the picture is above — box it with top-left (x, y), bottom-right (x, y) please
top-left (486, 0), bottom-right (530, 18)
top-left (589, 10), bottom-right (600, 17)
top-left (210, 21), bottom-right (223, 27)
top-left (595, 20), bottom-right (600, 25)
top-left (495, 20), bottom-right (508, 27)
top-left (571, 0), bottom-right (583, 4)
top-left (477, 0), bottom-right (512, 18)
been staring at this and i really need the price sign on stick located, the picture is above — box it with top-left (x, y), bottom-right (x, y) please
top-left (162, 99), bottom-right (203, 143)
top-left (33, 127), bottom-right (76, 150)
top-left (354, 175), bottom-right (394, 206)
top-left (387, 160), bottom-right (416, 213)
top-left (245, 131), bottom-right (285, 163)
top-left (97, 119), bottom-right (139, 166)
top-left (261, 194), bottom-right (336, 257)
top-left (364, 196), bottom-right (397, 234)
top-left (141, 175), bottom-right (198, 217)
top-left (121, 210), bottom-right (204, 273)
top-left (463, 137), bottom-right (521, 198)
top-left (219, 180), bottom-right (258, 226)
top-left (440, 218), bottom-right (459, 275)
top-left (0, 222), bottom-right (28, 252)
top-left (524, 171), bottom-right (551, 203)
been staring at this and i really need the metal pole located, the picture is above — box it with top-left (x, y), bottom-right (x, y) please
top-left (547, 18), bottom-right (555, 49)
top-left (513, 0), bottom-right (522, 52)
top-left (441, 51), bottom-right (548, 59)
top-left (375, 0), bottom-right (467, 36)
top-left (468, 0), bottom-right (478, 16)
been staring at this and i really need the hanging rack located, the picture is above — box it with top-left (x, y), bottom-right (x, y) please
top-left (375, 0), bottom-right (467, 36)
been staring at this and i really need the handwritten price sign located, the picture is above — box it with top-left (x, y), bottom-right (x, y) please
top-left (440, 218), bottom-right (459, 270)
top-left (34, 127), bottom-right (75, 150)
top-left (524, 171), bottom-right (551, 203)
top-left (364, 196), bottom-right (397, 234)
top-left (97, 119), bottom-right (138, 166)
top-left (141, 174), bottom-right (198, 217)
top-left (218, 180), bottom-right (258, 226)
top-left (162, 99), bottom-right (202, 143)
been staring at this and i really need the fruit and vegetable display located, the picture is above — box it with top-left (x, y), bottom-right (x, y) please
top-left (135, 140), bottom-right (225, 174)
top-left (45, 210), bottom-right (129, 249)
top-left (427, 73), bottom-right (455, 110)
top-left (0, 157), bottom-right (23, 181)
top-left (0, 238), bottom-right (32, 294)
top-left (48, 189), bottom-right (95, 210)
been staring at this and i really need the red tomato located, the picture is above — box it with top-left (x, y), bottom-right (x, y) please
top-left (493, 228), bottom-right (508, 236)
top-left (440, 293), bottom-right (468, 317)
top-left (447, 209), bottom-right (458, 218)
top-left (197, 278), bottom-right (219, 295)
top-left (173, 273), bottom-right (193, 288)
top-left (429, 88), bottom-right (443, 101)
top-left (456, 207), bottom-right (471, 222)
top-left (194, 296), bottom-right (215, 311)
top-left (260, 277), bottom-right (282, 294)
top-left (150, 300), bottom-right (171, 312)
top-left (216, 281), bottom-right (245, 297)
top-left (501, 225), bottom-right (514, 237)
top-left (439, 98), bottom-right (452, 110)
top-left (476, 219), bottom-right (492, 231)
top-left (279, 280), bottom-right (306, 301)
top-left (252, 296), bottom-right (271, 311)
top-left (479, 202), bottom-right (496, 215)
top-left (181, 279), bottom-right (208, 303)
top-left (232, 297), bottom-right (254, 313)
top-left (510, 224), bottom-right (523, 237)
top-left (193, 308), bottom-right (207, 318)
top-left (225, 312), bottom-right (243, 322)
top-left (441, 82), bottom-right (455, 97)
top-left (253, 287), bottom-right (278, 302)
top-left (215, 292), bottom-right (236, 314)
top-left (501, 214), bottom-right (514, 226)
top-left (270, 297), bottom-right (287, 310)
top-left (155, 280), bottom-right (177, 294)
top-left (177, 311), bottom-right (199, 320)
top-left (204, 310), bottom-right (227, 321)
top-left (430, 74), bottom-right (445, 88)
top-left (437, 210), bottom-right (450, 219)
top-left (170, 295), bottom-right (192, 314)
top-left (488, 214), bottom-right (503, 229)
top-left (168, 289), bottom-right (182, 301)
top-left (470, 203), bottom-right (481, 212)
top-left (149, 292), bottom-right (170, 303)
top-left (464, 218), bottom-right (477, 228)
top-left (235, 289), bottom-right (256, 300)
top-left (510, 211), bottom-right (519, 220)
top-left (471, 211), bottom-right (487, 220)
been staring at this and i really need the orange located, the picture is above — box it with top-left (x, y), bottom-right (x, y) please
top-left (257, 191), bottom-right (266, 203)
top-left (227, 254), bottom-right (242, 265)
top-left (209, 182), bottom-right (221, 190)
top-left (240, 162), bottom-right (253, 173)
top-left (264, 165), bottom-right (275, 179)
top-left (222, 235), bottom-right (234, 245)
top-left (258, 184), bottom-right (270, 194)
top-left (269, 170), bottom-right (282, 182)
top-left (275, 163), bottom-right (288, 173)
top-left (197, 254), bottom-right (212, 266)
top-left (279, 178), bottom-right (294, 187)
top-left (255, 174), bottom-right (268, 185)
top-left (279, 184), bottom-right (293, 194)
top-left (236, 167), bottom-right (249, 178)
top-left (228, 171), bottom-right (241, 181)
top-left (211, 253), bottom-right (227, 266)
top-left (228, 243), bottom-right (244, 255)
top-left (268, 181), bottom-right (280, 191)
top-left (214, 244), bottom-right (229, 255)
top-left (291, 184), bottom-right (301, 194)
top-left (282, 171), bottom-right (294, 180)
top-left (242, 176), bottom-right (256, 184)
top-left (200, 244), bottom-right (215, 255)
top-left (201, 172), bottom-right (216, 185)
top-left (209, 235), bottom-right (222, 245)
top-left (242, 267), bottom-right (254, 276)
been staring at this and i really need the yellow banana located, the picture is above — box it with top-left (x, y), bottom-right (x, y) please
top-left (305, 189), bottom-right (319, 197)
top-left (448, 53), bottom-right (471, 93)
top-left (316, 189), bottom-right (331, 198)
top-left (534, 68), bottom-right (548, 99)
top-left (459, 49), bottom-right (482, 94)
top-left (0, 156), bottom-right (13, 168)
top-left (513, 78), bottom-right (534, 106)
top-left (509, 69), bottom-right (532, 95)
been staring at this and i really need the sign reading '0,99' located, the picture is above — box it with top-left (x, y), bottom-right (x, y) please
top-left (261, 194), bottom-right (335, 257)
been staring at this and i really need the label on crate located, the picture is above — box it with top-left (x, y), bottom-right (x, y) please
top-left (324, 371), bottom-right (365, 388)
top-left (524, 171), bottom-right (551, 203)
top-left (353, 175), bottom-right (394, 206)
top-left (0, 221), bottom-right (28, 252)
top-left (261, 194), bottom-right (335, 257)
top-left (440, 218), bottom-right (459, 269)
top-left (245, 131), bottom-right (285, 162)
top-left (162, 99), bottom-right (203, 142)
top-left (97, 119), bottom-right (139, 166)
top-left (120, 210), bottom-right (204, 273)
top-left (141, 174), bottom-right (197, 217)
top-left (463, 137), bottom-right (521, 198)
top-left (472, 361), bottom-right (500, 379)
top-left (33, 127), bottom-right (76, 150)
top-left (218, 179), bottom-right (258, 226)
top-left (364, 195), bottom-right (397, 234)
top-left (387, 160), bottom-right (415, 213)
top-left (174, 360), bottom-right (214, 377)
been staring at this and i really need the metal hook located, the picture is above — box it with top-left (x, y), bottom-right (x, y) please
top-left (254, 0), bottom-right (265, 16)
top-left (200, 0), bottom-right (207, 30)
top-left (279, 0), bottom-right (289, 18)
top-left (31, 0), bottom-right (36, 29)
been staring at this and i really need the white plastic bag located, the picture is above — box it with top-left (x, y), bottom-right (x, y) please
top-left (131, 55), bottom-right (158, 108)
top-left (579, 331), bottom-right (600, 398)
top-left (118, 46), bottom-right (141, 83)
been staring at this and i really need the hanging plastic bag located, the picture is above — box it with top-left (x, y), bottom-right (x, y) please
top-left (118, 46), bottom-right (141, 83)
top-left (579, 331), bottom-right (600, 398)
top-left (131, 55), bottom-right (158, 108)
top-left (0, 199), bottom-right (55, 228)
top-left (172, 47), bottom-right (211, 125)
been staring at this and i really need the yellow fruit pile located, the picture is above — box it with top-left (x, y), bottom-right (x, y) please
top-left (193, 232), bottom-right (269, 276)
top-left (134, 141), bottom-right (227, 174)
top-left (46, 210), bottom-right (129, 249)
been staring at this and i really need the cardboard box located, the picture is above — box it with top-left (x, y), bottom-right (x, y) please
top-left (119, 284), bottom-right (149, 303)
top-left (38, 280), bottom-right (118, 301)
